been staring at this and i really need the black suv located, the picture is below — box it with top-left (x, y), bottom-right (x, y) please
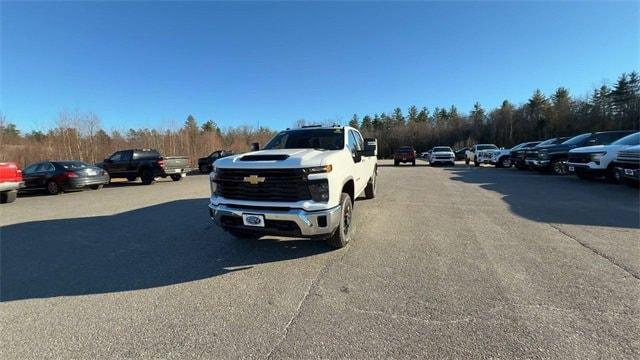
top-left (527, 131), bottom-right (635, 175)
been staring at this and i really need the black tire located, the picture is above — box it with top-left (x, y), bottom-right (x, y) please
top-left (90, 184), bottom-right (103, 190)
top-left (327, 193), bottom-right (353, 249)
top-left (474, 159), bottom-right (479, 167)
top-left (364, 170), bottom-right (377, 199)
top-left (412, 160), bottom-right (416, 166)
top-left (126, 176), bottom-right (137, 182)
top-left (170, 174), bottom-right (182, 182)
top-left (499, 157), bottom-right (512, 168)
top-left (605, 165), bottom-right (619, 183)
top-left (551, 159), bottom-right (568, 175)
top-left (0, 190), bottom-right (17, 204)
top-left (140, 168), bottom-right (155, 185)
top-left (465, 158), bottom-right (470, 165)
top-left (199, 164), bottom-right (210, 174)
top-left (394, 161), bottom-right (399, 166)
top-left (46, 181), bottom-right (61, 195)
top-left (450, 162), bottom-right (455, 167)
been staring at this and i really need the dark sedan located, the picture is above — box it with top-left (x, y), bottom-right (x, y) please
top-left (21, 161), bottom-right (110, 195)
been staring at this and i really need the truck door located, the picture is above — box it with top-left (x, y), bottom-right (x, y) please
top-left (347, 130), bottom-right (366, 195)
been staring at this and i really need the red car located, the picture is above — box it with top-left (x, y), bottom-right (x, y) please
top-left (394, 146), bottom-right (416, 166)
top-left (0, 162), bottom-right (23, 203)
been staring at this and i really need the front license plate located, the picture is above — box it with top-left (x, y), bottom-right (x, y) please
top-left (242, 214), bottom-right (265, 227)
top-left (625, 169), bottom-right (634, 176)
top-left (568, 166), bottom-right (575, 172)
top-left (174, 169), bottom-right (181, 173)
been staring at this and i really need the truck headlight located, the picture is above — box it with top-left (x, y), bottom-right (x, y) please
top-left (590, 152), bottom-right (607, 163)
top-left (538, 151), bottom-right (548, 159)
top-left (303, 165), bottom-right (332, 174)
top-left (308, 179), bottom-right (329, 202)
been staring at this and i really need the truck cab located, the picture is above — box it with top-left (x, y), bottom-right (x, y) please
top-left (208, 126), bottom-right (377, 248)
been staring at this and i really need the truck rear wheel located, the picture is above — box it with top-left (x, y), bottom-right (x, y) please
top-left (327, 193), bottom-right (353, 249)
top-left (0, 190), bottom-right (17, 204)
top-left (140, 168), bottom-right (155, 185)
top-left (170, 174), bottom-right (182, 181)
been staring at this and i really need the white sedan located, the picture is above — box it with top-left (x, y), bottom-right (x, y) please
top-left (428, 146), bottom-right (455, 166)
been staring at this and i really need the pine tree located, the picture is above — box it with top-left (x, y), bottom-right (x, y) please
top-left (407, 106), bottom-right (418, 123)
top-left (392, 107), bottom-right (405, 127)
top-left (416, 107), bottom-right (429, 123)
top-left (348, 114), bottom-right (360, 129)
top-left (360, 115), bottom-right (372, 131)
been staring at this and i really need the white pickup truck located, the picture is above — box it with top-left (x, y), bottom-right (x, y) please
top-left (208, 125), bottom-right (378, 248)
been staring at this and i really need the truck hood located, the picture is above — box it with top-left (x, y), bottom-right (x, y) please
top-left (569, 144), bottom-right (627, 154)
top-left (214, 148), bottom-right (339, 169)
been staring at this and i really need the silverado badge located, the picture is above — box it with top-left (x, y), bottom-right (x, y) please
top-left (243, 175), bottom-right (266, 185)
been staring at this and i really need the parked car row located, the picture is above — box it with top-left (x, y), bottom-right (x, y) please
top-left (1, 148), bottom-right (198, 203)
top-left (464, 130), bottom-right (639, 187)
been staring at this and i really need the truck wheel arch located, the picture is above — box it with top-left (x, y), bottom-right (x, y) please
top-left (341, 179), bottom-right (355, 205)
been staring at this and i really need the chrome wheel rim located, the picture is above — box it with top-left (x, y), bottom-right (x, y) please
top-left (342, 201), bottom-right (352, 236)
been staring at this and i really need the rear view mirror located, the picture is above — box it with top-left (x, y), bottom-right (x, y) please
top-left (362, 138), bottom-right (377, 157)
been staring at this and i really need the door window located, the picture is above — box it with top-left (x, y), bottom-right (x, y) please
top-left (109, 152), bottom-right (123, 161)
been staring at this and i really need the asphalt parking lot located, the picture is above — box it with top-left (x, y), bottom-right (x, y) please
top-left (1, 159), bottom-right (639, 359)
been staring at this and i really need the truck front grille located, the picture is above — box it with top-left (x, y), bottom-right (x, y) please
top-left (214, 168), bottom-right (311, 202)
top-left (568, 153), bottom-right (591, 164)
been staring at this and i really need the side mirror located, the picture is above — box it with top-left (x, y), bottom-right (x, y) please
top-left (250, 142), bottom-right (260, 151)
top-left (362, 138), bottom-right (377, 157)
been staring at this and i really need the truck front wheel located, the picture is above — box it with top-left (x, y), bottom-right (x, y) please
top-left (170, 174), bottom-right (182, 182)
top-left (327, 193), bottom-right (353, 249)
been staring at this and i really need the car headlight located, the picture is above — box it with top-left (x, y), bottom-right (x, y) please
top-left (308, 179), bottom-right (329, 202)
top-left (538, 151), bottom-right (548, 159)
top-left (590, 152), bottom-right (607, 163)
top-left (303, 165), bottom-right (332, 174)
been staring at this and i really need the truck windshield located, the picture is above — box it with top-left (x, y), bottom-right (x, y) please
top-left (611, 132), bottom-right (640, 146)
top-left (477, 145), bottom-right (498, 150)
top-left (562, 133), bottom-right (591, 145)
top-left (263, 129), bottom-right (344, 150)
top-left (432, 147), bottom-right (451, 152)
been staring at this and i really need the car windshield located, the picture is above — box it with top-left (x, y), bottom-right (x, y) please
top-left (510, 143), bottom-right (527, 150)
top-left (562, 133), bottom-right (591, 145)
top-left (611, 132), bottom-right (640, 146)
top-left (263, 128), bottom-right (344, 150)
top-left (57, 161), bottom-right (90, 169)
top-left (477, 145), bottom-right (498, 150)
top-left (433, 147), bottom-right (452, 152)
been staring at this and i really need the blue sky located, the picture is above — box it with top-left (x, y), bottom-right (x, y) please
top-left (2, 1), bottom-right (638, 133)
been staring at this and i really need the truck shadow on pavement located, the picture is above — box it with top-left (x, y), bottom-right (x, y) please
top-left (445, 167), bottom-right (640, 229)
top-left (0, 198), bottom-right (331, 302)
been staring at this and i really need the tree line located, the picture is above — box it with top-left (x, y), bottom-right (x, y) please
top-left (0, 71), bottom-right (638, 166)
top-left (349, 71), bottom-right (639, 157)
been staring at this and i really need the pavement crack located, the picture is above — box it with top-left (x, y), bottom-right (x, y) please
top-left (265, 248), bottom-right (350, 359)
top-left (549, 223), bottom-right (639, 280)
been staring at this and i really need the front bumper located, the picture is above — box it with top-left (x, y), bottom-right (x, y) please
top-left (431, 158), bottom-right (454, 163)
top-left (566, 163), bottom-right (606, 176)
top-left (208, 203), bottom-right (342, 238)
top-left (616, 167), bottom-right (640, 182)
top-left (526, 159), bottom-right (550, 168)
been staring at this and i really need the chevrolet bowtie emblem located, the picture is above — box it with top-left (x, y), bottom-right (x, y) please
top-left (243, 175), bottom-right (266, 185)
